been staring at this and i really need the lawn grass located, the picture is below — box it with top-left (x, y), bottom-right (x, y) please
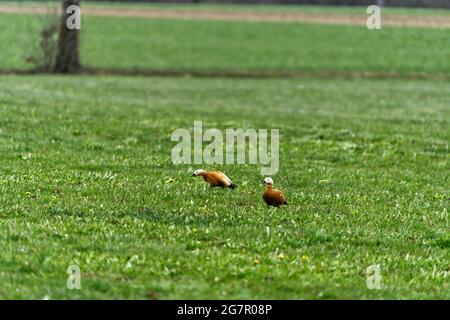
top-left (0, 75), bottom-right (448, 299)
top-left (1, 13), bottom-right (449, 75)
top-left (82, 16), bottom-right (450, 75)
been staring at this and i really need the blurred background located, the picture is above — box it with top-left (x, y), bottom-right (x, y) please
top-left (0, 0), bottom-right (449, 76)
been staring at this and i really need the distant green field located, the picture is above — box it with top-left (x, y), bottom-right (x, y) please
top-left (82, 17), bottom-right (450, 74)
top-left (0, 75), bottom-right (448, 299)
top-left (0, 11), bottom-right (449, 75)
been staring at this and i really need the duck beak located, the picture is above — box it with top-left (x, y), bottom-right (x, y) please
top-left (191, 174), bottom-right (196, 177)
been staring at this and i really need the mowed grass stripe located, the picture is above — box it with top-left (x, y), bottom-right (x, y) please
top-left (2, 1), bottom-right (450, 16)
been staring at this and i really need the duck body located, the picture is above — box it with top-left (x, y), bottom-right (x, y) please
top-left (262, 177), bottom-right (287, 207)
top-left (193, 169), bottom-right (237, 189)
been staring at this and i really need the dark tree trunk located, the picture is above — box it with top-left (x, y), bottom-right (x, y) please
top-left (54, 0), bottom-right (81, 73)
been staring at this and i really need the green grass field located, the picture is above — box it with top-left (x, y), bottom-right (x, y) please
top-left (0, 11), bottom-right (449, 75)
top-left (0, 2), bottom-right (449, 299)
top-left (0, 75), bottom-right (448, 299)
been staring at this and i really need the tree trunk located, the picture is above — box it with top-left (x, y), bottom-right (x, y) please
top-left (54, 0), bottom-right (81, 73)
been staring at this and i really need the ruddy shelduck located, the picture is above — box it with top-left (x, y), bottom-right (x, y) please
top-left (192, 169), bottom-right (237, 189)
top-left (262, 177), bottom-right (287, 207)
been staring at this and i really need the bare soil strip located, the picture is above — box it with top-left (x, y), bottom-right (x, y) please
top-left (0, 5), bottom-right (449, 28)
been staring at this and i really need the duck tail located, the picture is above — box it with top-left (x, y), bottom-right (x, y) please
top-left (229, 183), bottom-right (237, 189)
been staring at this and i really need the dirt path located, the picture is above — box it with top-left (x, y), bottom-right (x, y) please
top-left (0, 5), bottom-right (449, 28)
